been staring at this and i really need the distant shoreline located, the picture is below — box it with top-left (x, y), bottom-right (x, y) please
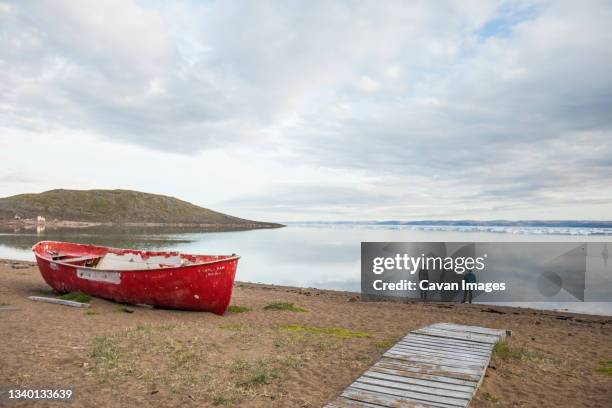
top-left (289, 220), bottom-right (612, 228)
top-left (0, 219), bottom-right (284, 230)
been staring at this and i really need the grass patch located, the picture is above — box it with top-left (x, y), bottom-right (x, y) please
top-left (493, 341), bottom-right (542, 361)
top-left (595, 360), bottom-right (612, 376)
top-left (85, 310), bottom-right (99, 315)
top-left (90, 323), bottom-right (196, 388)
top-left (280, 325), bottom-right (371, 339)
top-left (212, 395), bottom-right (232, 406)
top-left (263, 302), bottom-right (306, 312)
top-left (227, 305), bottom-right (252, 313)
top-left (115, 305), bottom-right (135, 313)
top-left (208, 323), bottom-right (369, 404)
top-left (229, 359), bottom-right (280, 387)
top-left (207, 356), bottom-right (299, 405)
top-left (484, 392), bottom-right (499, 402)
top-left (0, 301), bottom-right (10, 307)
top-left (373, 338), bottom-right (397, 351)
top-left (59, 291), bottom-right (92, 303)
top-left (88, 322), bottom-right (327, 406)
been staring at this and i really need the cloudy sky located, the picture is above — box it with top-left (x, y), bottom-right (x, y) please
top-left (1, 1), bottom-right (611, 222)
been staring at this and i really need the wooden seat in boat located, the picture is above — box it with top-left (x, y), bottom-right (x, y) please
top-left (58, 255), bottom-right (103, 264)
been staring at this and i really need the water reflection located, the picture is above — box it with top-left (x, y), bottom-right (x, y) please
top-left (0, 226), bottom-right (193, 252)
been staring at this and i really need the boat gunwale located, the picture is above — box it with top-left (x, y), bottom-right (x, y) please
top-left (32, 240), bottom-right (240, 273)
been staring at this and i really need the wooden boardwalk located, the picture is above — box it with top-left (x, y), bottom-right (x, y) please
top-left (326, 323), bottom-right (506, 408)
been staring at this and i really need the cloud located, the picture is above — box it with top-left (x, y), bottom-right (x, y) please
top-left (0, 0), bottom-right (611, 220)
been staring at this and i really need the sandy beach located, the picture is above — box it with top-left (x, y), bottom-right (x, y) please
top-left (1, 258), bottom-right (611, 407)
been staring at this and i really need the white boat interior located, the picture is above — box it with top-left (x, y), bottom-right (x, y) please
top-left (52, 251), bottom-right (186, 270)
top-left (95, 252), bottom-right (185, 270)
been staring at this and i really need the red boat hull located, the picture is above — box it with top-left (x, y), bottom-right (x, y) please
top-left (32, 241), bottom-right (239, 315)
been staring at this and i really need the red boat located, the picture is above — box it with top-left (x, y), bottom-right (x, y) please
top-left (32, 241), bottom-right (239, 315)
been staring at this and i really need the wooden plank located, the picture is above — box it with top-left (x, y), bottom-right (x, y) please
top-left (61, 255), bottom-right (103, 264)
top-left (385, 352), bottom-right (485, 370)
top-left (382, 355), bottom-right (484, 374)
top-left (28, 296), bottom-right (91, 308)
top-left (388, 344), bottom-right (487, 363)
top-left (349, 383), bottom-right (469, 407)
top-left (413, 328), bottom-right (500, 344)
top-left (410, 329), bottom-right (497, 350)
top-left (413, 327), bottom-right (500, 342)
top-left (391, 343), bottom-right (488, 359)
top-left (383, 352), bottom-right (485, 373)
top-left (433, 325), bottom-right (506, 343)
top-left (341, 387), bottom-right (416, 407)
top-left (361, 370), bottom-right (476, 393)
top-left (387, 349), bottom-right (486, 367)
top-left (370, 364), bottom-right (478, 387)
top-left (376, 358), bottom-right (481, 382)
top-left (431, 322), bottom-right (504, 334)
top-left (390, 345), bottom-right (487, 363)
top-left (326, 323), bottom-right (504, 407)
top-left (396, 343), bottom-right (490, 360)
top-left (356, 376), bottom-right (473, 399)
top-left (0, 306), bottom-right (19, 311)
top-left (376, 367), bottom-right (480, 384)
top-left (373, 360), bottom-right (480, 384)
top-left (389, 343), bottom-right (487, 362)
top-left (399, 337), bottom-right (492, 355)
top-left (405, 334), bottom-right (494, 350)
top-left (343, 387), bottom-right (455, 408)
top-left (325, 397), bottom-right (387, 408)
top-left (430, 323), bottom-right (506, 338)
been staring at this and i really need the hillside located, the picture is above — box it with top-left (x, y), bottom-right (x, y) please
top-left (0, 189), bottom-right (282, 229)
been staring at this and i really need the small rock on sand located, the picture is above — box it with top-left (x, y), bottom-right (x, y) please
top-left (12, 264), bottom-right (29, 269)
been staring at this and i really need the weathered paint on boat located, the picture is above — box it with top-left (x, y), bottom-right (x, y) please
top-left (32, 241), bottom-right (239, 315)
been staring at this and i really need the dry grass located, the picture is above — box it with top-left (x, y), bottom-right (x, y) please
top-left (373, 338), bottom-right (398, 351)
top-left (90, 324), bottom-right (209, 394)
top-left (484, 392), bottom-right (500, 402)
top-left (263, 302), bottom-right (306, 312)
top-left (493, 341), bottom-right (543, 362)
top-left (227, 305), bottom-right (252, 313)
top-left (279, 325), bottom-right (371, 339)
top-left (60, 291), bottom-right (92, 303)
top-left (596, 360), bottom-right (612, 376)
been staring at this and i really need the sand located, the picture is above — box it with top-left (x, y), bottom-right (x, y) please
top-left (1, 259), bottom-right (611, 407)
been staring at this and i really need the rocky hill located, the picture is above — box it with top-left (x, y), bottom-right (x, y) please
top-left (0, 189), bottom-right (282, 229)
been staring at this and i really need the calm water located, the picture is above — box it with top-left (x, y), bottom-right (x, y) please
top-left (1, 223), bottom-right (611, 315)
